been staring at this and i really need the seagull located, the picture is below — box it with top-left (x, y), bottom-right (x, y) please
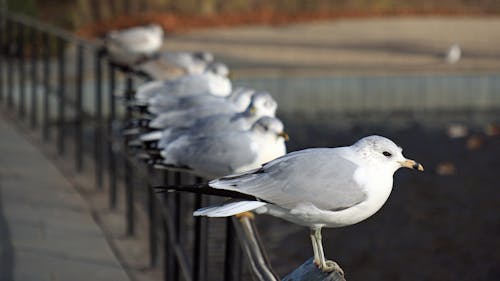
top-left (445, 43), bottom-right (461, 64)
top-left (145, 87), bottom-right (255, 115)
top-left (147, 90), bottom-right (277, 130)
top-left (134, 62), bottom-right (231, 103)
top-left (135, 51), bottom-right (215, 80)
top-left (158, 135), bottom-right (423, 272)
top-left (153, 116), bottom-right (288, 179)
top-left (142, 91), bottom-right (278, 147)
top-left (105, 24), bottom-right (164, 66)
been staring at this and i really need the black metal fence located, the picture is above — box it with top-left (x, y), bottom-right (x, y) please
top-left (0, 11), bottom-right (279, 281)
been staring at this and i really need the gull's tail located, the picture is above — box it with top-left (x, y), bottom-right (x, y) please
top-left (193, 201), bottom-right (266, 217)
top-left (155, 183), bottom-right (268, 217)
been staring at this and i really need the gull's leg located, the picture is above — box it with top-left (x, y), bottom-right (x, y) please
top-left (310, 228), bottom-right (320, 265)
top-left (313, 228), bottom-right (344, 275)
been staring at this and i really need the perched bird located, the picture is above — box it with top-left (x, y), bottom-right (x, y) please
top-left (105, 24), bottom-right (164, 66)
top-left (154, 116), bottom-right (288, 179)
top-left (147, 90), bottom-right (277, 130)
top-left (445, 43), bottom-right (461, 64)
top-left (135, 51), bottom-right (215, 80)
top-left (158, 136), bottom-right (423, 272)
top-left (141, 91), bottom-right (278, 147)
top-left (134, 62), bottom-right (231, 103)
top-left (145, 87), bottom-right (255, 115)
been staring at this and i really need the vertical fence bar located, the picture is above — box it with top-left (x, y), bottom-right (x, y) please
top-left (29, 26), bottom-right (37, 128)
top-left (17, 21), bottom-right (25, 118)
top-left (108, 63), bottom-right (117, 209)
top-left (42, 32), bottom-right (50, 141)
top-left (173, 172), bottom-right (182, 281)
top-left (193, 177), bottom-right (208, 281)
top-left (0, 14), bottom-right (4, 102)
top-left (6, 19), bottom-right (13, 108)
top-left (162, 171), bottom-right (175, 281)
top-left (94, 50), bottom-right (103, 188)
top-left (56, 37), bottom-right (65, 155)
top-left (124, 75), bottom-right (135, 236)
top-left (224, 218), bottom-right (242, 281)
top-left (148, 167), bottom-right (158, 268)
top-left (75, 44), bottom-right (84, 172)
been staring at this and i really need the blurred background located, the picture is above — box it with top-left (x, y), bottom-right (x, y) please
top-left (2, 0), bottom-right (500, 281)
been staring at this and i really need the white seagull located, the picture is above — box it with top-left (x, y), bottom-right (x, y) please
top-left (445, 43), bottom-right (461, 64)
top-left (161, 135), bottom-right (423, 272)
top-left (154, 116), bottom-right (288, 179)
top-left (147, 90), bottom-right (276, 130)
top-left (134, 62), bottom-right (231, 102)
top-left (105, 24), bottom-right (164, 65)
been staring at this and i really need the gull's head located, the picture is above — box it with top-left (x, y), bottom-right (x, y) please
top-left (205, 62), bottom-right (230, 77)
top-left (247, 91), bottom-right (277, 117)
top-left (228, 87), bottom-right (254, 111)
top-left (146, 24), bottom-right (165, 39)
top-left (252, 117), bottom-right (289, 141)
top-left (193, 51), bottom-right (214, 63)
top-left (353, 135), bottom-right (423, 173)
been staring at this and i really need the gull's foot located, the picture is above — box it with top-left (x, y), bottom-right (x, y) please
top-left (315, 260), bottom-right (344, 275)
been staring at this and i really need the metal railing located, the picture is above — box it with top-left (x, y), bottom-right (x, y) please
top-left (0, 10), bottom-right (281, 281)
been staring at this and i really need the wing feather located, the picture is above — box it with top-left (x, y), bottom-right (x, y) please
top-left (210, 148), bottom-right (367, 211)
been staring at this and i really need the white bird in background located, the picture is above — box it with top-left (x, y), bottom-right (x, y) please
top-left (134, 62), bottom-right (232, 102)
top-left (145, 87), bottom-right (255, 115)
top-left (154, 116), bottom-right (288, 179)
top-left (445, 43), bottom-right (461, 64)
top-left (148, 90), bottom-right (276, 130)
top-left (159, 136), bottom-right (424, 272)
top-left (135, 51), bottom-right (215, 80)
top-left (138, 91), bottom-right (278, 148)
top-left (105, 24), bottom-right (164, 66)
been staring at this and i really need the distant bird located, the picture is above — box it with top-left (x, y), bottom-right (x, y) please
top-left (138, 91), bottom-right (278, 148)
top-left (445, 44), bottom-right (461, 64)
top-left (134, 62), bottom-right (231, 102)
top-left (158, 136), bottom-right (424, 272)
top-left (105, 24), bottom-right (164, 66)
top-left (148, 90), bottom-right (277, 130)
top-left (135, 51), bottom-right (215, 80)
top-left (154, 116), bottom-right (288, 178)
top-left (144, 87), bottom-right (255, 115)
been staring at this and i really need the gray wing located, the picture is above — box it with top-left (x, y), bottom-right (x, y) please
top-left (164, 132), bottom-right (258, 178)
top-left (210, 148), bottom-right (367, 211)
top-left (150, 106), bottom-right (237, 129)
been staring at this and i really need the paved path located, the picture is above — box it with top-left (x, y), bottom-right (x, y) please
top-left (0, 114), bottom-right (130, 281)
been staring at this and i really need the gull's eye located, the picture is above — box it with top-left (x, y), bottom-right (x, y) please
top-left (382, 151), bottom-right (392, 157)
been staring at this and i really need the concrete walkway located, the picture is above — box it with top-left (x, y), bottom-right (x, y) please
top-left (0, 114), bottom-right (129, 281)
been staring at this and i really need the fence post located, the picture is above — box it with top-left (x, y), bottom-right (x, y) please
top-left (0, 14), bottom-right (4, 102)
top-left (148, 167), bottom-right (158, 268)
top-left (74, 43), bottom-right (84, 172)
top-left (42, 32), bottom-right (50, 141)
top-left (224, 217), bottom-right (242, 281)
top-left (193, 177), bottom-right (208, 281)
top-left (124, 75), bottom-right (135, 236)
top-left (29, 26), bottom-right (37, 128)
top-left (94, 50), bottom-right (103, 188)
top-left (162, 171), bottom-right (175, 281)
top-left (56, 37), bottom-right (65, 155)
top-left (6, 19), bottom-right (13, 108)
top-left (108, 63), bottom-right (117, 209)
top-left (17, 21), bottom-right (25, 118)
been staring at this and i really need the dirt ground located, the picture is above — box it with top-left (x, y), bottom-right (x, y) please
top-left (158, 16), bottom-right (500, 77)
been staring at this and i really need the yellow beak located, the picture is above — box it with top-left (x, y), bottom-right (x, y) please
top-left (399, 159), bottom-right (424, 171)
top-left (249, 106), bottom-right (257, 114)
top-left (277, 131), bottom-right (290, 141)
